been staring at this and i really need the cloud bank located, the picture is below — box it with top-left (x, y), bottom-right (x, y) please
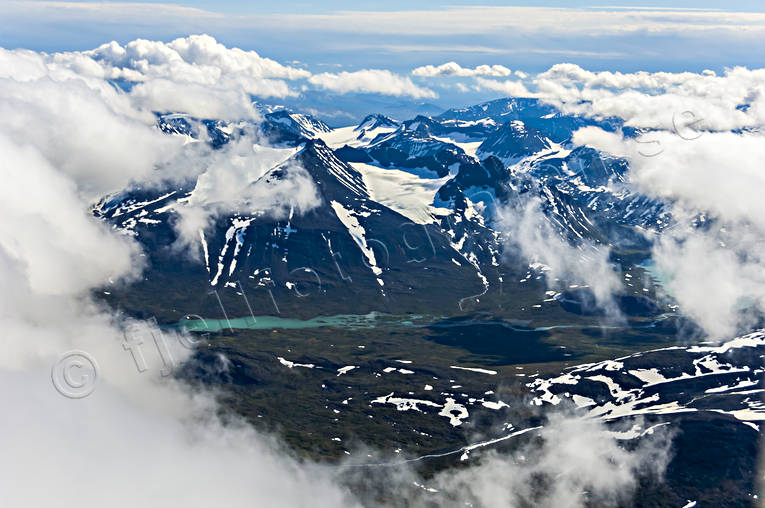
top-left (82, 35), bottom-right (307, 117)
top-left (429, 413), bottom-right (671, 508)
top-left (0, 47), bottom-right (179, 197)
top-left (535, 64), bottom-right (765, 132)
top-left (0, 40), bottom-right (357, 508)
top-left (172, 135), bottom-right (322, 250)
top-left (2, 34), bottom-right (438, 121)
top-left (496, 194), bottom-right (622, 315)
top-left (308, 69), bottom-right (437, 99)
top-left (83, 35), bottom-right (437, 104)
top-left (574, 127), bottom-right (765, 340)
top-left (474, 77), bottom-right (533, 97)
top-left (412, 61), bottom-right (512, 77)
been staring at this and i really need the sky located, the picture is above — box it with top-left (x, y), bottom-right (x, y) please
top-left (2, 1), bottom-right (765, 77)
top-left (12, 0), bottom-right (765, 14)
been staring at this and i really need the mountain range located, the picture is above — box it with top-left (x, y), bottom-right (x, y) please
top-left (96, 97), bottom-right (669, 321)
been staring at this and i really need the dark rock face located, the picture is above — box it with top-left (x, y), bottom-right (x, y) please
top-left (477, 120), bottom-right (552, 162)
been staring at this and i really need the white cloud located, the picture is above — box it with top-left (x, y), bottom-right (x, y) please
top-left (496, 195), bottom-right (622, 315)
top-left (85, 34), bottom-right (309, 82)
top-left (434, 63), bottom-right (765, 136)
top-left (350, 43), bottom-right (625, 58)
top-left (172, 136), bottom-right (321, 250)
top-left (652, 229), bottom-right (765, 340)
top-left (412, 61), bottom-right (512, 77)
top-left (55, 35), bottom-right (441, 105)
top-left (79, 34), bottom-right (309, 118)
top-left (128, 79), bottom-right (261, 119)
top-left (455, 82), bottom-right (472, 93)
top-left (536, 64), bottom-right (765, 131)
top-left (4, 35), bottom-right (454, 114)
top-left (530, 66), bottom-right (765, 338)
top-left (3, 3), bottom-right (765, 74)
top-left (430, 412), bottom-right (671, 508)
top-left (0, 35), bottom-right (309, 121)
top-left (0, 370), bottom-right (358, 508)
top-left (0, 47), bottom-right (180, 198)
top-left (474, 77), bottom-right (533, 97)
top-left (573, 127), bottom-right (765, 339)
top-left (0, 134), bottom-right (142, 295)
top-left (308, 69), bottom-right (437, 98)
top-left (0, 44), bottom-right (356, 508)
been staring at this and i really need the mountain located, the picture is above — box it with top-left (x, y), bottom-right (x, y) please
top-left (262, 109), bottom-right (332, 140)
top-left (259, 91), bottom-right (444, 127)
top-left (437, 97), bottom-right (557, 124)
top-left (103, 97), bottom-right (672, 322)
top-left (355, 113), bottom-right (399, 132)
top-left (476, 120), bottom-right (552, 164)
top-left (94, 138), bottom-right (496, 320)
top-left (437, 97), bottom-right (619, 143)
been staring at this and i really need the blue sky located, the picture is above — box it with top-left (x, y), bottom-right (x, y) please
top-left (16, 0), bottom-right (765, 14)
top-left (2, 0), bottom-right (764, 106)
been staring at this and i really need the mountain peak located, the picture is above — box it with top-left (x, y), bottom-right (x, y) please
top-left (297, 139), bottom-right (368, 198)
top-left (355, 114), bottom-right (399, 132)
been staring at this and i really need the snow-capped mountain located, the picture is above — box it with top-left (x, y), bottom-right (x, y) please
top-left (98, 98), bottom-right (671, 320)
top-left (262, 109), bottom-right (333, 140)
top-left (476, 120), bottom-right (552, 164)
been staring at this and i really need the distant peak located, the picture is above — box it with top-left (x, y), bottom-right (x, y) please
top-left (355, 114), bottom-right (399, 132)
